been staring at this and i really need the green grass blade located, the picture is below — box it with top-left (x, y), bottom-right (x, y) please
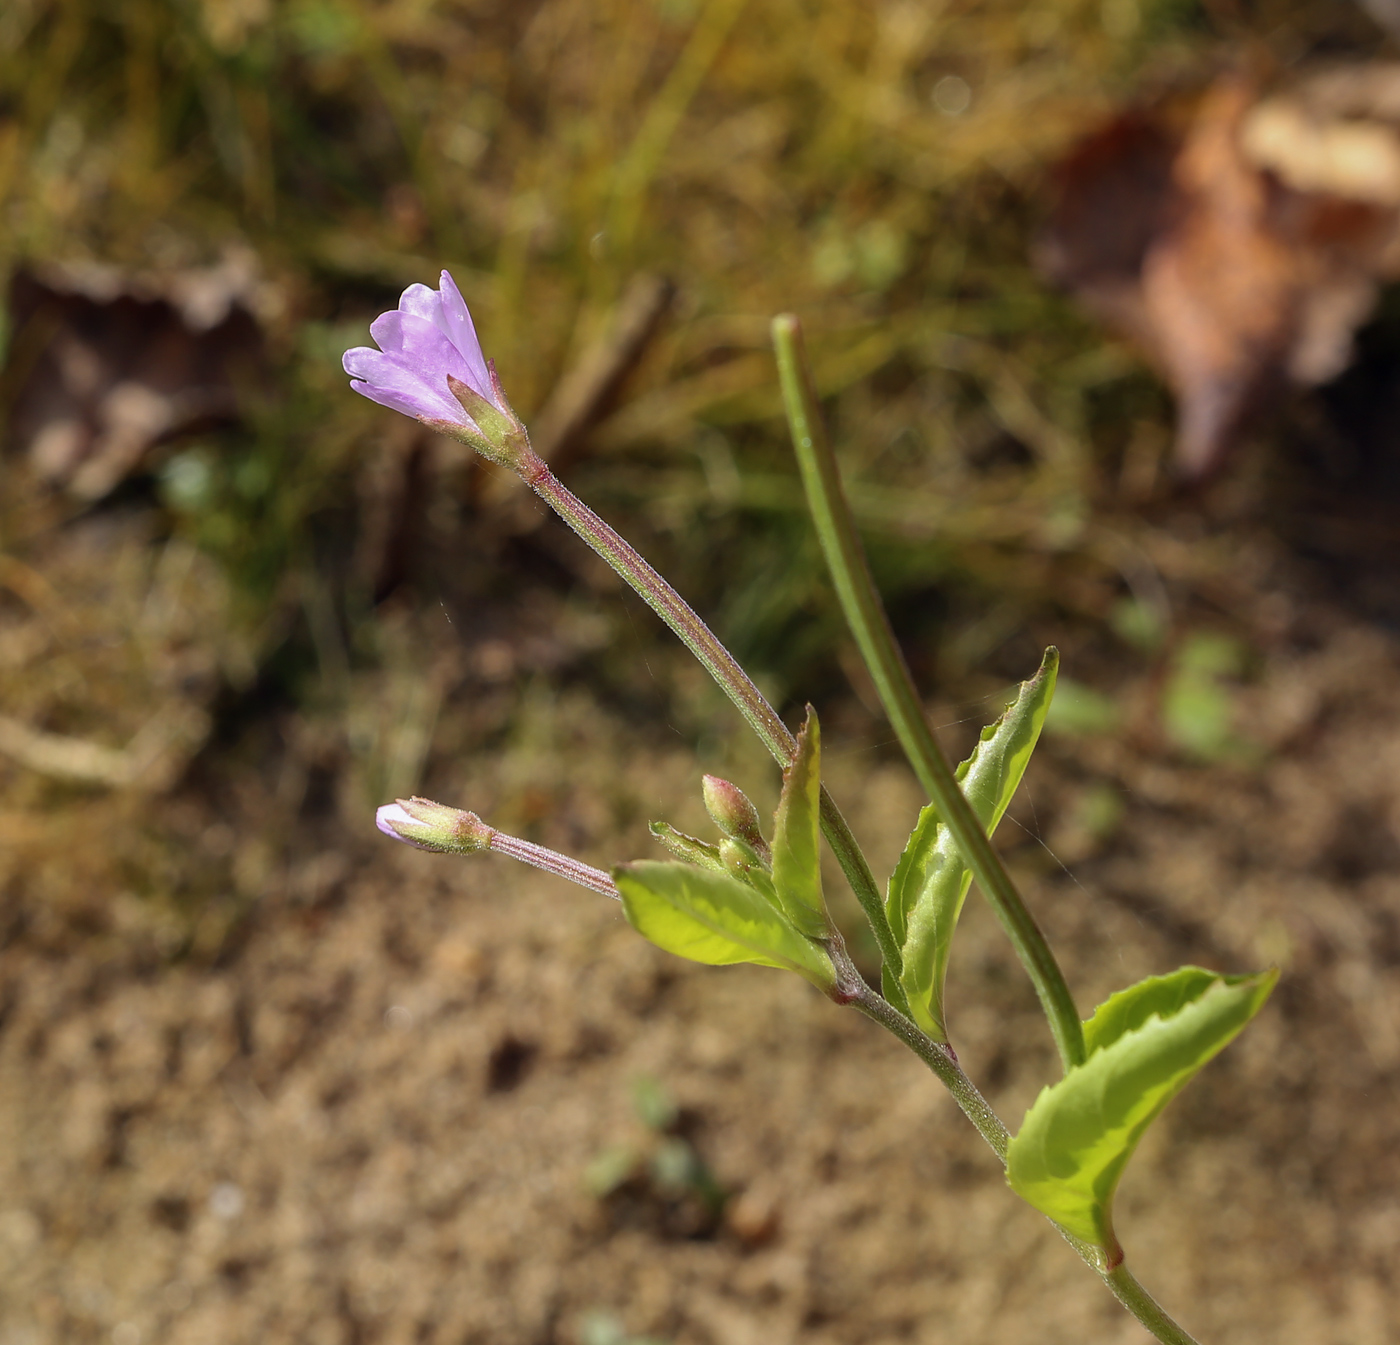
top-left (1006, 967), bottom-right (1278, 1257)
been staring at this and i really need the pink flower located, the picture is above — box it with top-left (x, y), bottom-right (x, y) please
top-left (343, 271), bottom-right (500, 426)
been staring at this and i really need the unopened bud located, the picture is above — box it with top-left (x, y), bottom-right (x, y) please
top-left (375, 796), bottom-right (493, 855)
top-left (702, 775), bottom-right (770, 864)
top-left (719, 837), bottom-right (777, 904)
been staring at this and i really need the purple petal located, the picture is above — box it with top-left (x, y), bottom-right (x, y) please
top-left (350, 379), bottom-right (439, 421)
top-left (345, 347), bottom-right (464, 421)
top-left (397, 283), bottom-right (444, 328)
top-left (368, 309), bottom-right (408, 356)
top-left (345, 274), bottom-right (502, 428)
top-left (377, 802), bottom-right (418, 839)
top-left (342, 345), bottom-right (376, 376)
top-left (377, 312), bottom-right (472, 378)
top-left (437, 271), bottom-right (493, 400)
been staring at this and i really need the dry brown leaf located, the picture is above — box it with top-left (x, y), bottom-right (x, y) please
top-left (1041, 72), bottom-right (1400, 480)
top-left (4, 253), bottom-right (267, 500)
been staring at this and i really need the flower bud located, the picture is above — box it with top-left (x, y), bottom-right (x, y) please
top-left (375, 796), bottom-right (493, 855)
top-left (702, 775), bottom-right (770, 864)
top-left (718, 837), bottom-right (777, 904)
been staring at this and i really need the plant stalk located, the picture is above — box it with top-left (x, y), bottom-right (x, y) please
top-left (830, 943), bottom-right (1200, 1345)
top-left (516, 448), bottom-right (908, 1008)
top-left (772, 314), bottom-right (1085, 1072)
top-left (506, 400), bottom-right (1195, 1345)
top-left (1105, 1266), bottom-right (1203, 1345)
top-left (846, 966), bottom-right (1009, 1158)
top-left (487, 830), bottom-right (620, 899)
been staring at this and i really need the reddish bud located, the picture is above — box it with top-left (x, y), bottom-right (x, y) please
top-left (702, 775), bottom-right (770, 864)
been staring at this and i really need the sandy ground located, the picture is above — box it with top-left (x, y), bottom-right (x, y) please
top-left (5, 495), bottom-right (1400, 1345)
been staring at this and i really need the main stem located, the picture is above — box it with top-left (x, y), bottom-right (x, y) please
top-left (773, 315), bottom-right (1085, 1072)
top-left (517, 447), bottom-right (907, 1003)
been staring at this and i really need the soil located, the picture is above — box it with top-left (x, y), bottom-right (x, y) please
top-left (6, 459), bottom-right (1400, 1345)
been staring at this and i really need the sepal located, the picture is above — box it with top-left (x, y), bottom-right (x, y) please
top-left (650, 821), bottom-right (727, 872)
top-left (445, 373), bottom-right (533, 471)
top-left (376, 796), bottom-right (493, 855)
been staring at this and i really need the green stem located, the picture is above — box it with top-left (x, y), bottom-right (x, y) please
top-left (519, 448), bottom-right (908, 1006)
top-left (846, 965), bottom-right (1009, 1159)
top-left (832, 944), bottom-right (1200, 1345)
top-left (772, 314), bottom-right (1085, 1072)
top-left (1105, 1266), bottom-right (1203, 1345)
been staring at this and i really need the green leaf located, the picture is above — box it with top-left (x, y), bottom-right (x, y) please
top-left (1006, 966), bottom-right (1277, 1254)
top-left (885, 802), bottom-right (939, 950)
top-left (888, 649), bottom-right (1057, 1039)
top-left (614, 860), bottom-right (835, 989)
top-left (649, 820), bottom-right (727, 872)
top-left (770, 707), bottom-right (829, 938)
top-left (1082, 966), bottom-right (1224, 1056)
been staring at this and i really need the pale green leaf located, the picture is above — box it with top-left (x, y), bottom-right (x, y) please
top-left (890, 648), bottom-right (1057, 1039)
top-left (1082, 966), bottom-right (1224, 1056)
top-left (1006, 967), bottom-right (1277, 1252)
top-left (650, 821), bottom-right (726, 872)
top-left (614, 860), bottom-right (835, 988)
top-left (770, 707), bottom-right (829, 938)
top-left (885, 802), bottom-right (939, 949)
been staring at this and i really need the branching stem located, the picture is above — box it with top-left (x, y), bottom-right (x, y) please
top-left (501, 410), bottom-right (1197, 1345)
top-left (520, 447), bottom-right (908, 1010)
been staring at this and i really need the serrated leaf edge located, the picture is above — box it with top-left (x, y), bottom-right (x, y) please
top-left (1006, 968), bottom-right (1277, 1252)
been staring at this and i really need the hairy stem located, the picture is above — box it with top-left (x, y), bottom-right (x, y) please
top-left (846, 969), bottom-right (1009, 1158)
top-left (490, 437), bottom-right (1196, 1345)
top-left (517, 448), bottom-right (908, 1008)
top-left (487, 831), bottom-right (620, 899)
top-left (773, 314), bottom-right (1085, 1072)
top-left (1105, 1266), bottom-right (1203, 1345)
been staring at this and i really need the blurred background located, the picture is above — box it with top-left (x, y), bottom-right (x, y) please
top-left (6, 0), bottom-right (1400, 1341)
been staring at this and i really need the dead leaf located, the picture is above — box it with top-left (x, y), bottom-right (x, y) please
top-left (4, 251), bottom-right (267, 500)
top-left (1041, 72), bottom-right (1400, 480)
